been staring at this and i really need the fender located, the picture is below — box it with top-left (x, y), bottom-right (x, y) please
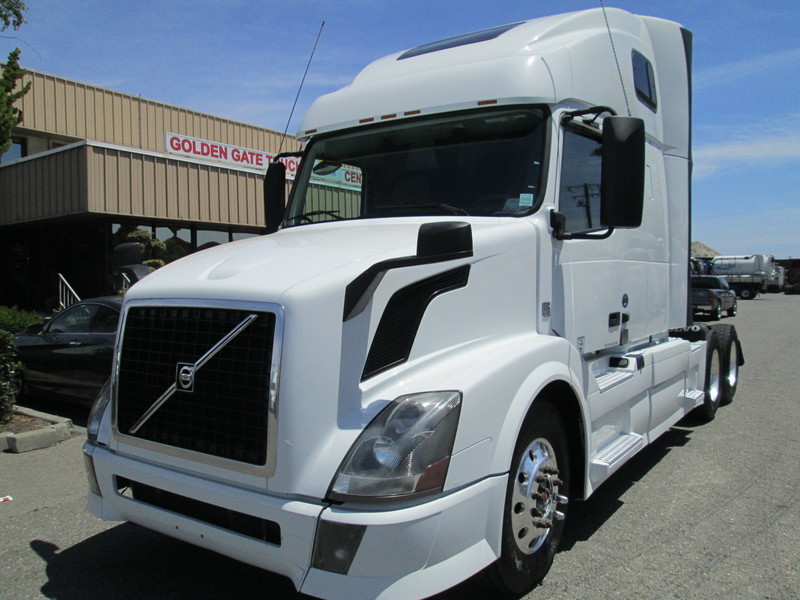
top-left (487, 336), bottom-right (589, 479)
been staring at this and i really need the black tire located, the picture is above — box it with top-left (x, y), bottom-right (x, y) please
top-left (696, 329), bottom-right (722, 422)
top-left (481, 402), bottom-right (569, 595)
top-left (711, 305), bottom-right (722, 321)
top-left (727, 302), bottom-right (737, 318)
top-left (739, 287), bottom-right (755, 300)
top-left (712, 324), bottom-right (740, 405)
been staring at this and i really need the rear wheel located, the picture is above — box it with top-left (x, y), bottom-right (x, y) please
top-left (482, 402), bottom-right (569, 595)
top-left (727, 302), bottom-right (737, 317)
top-left (711, 305), bottom-right (722, 321)
top-left (713, 324), bottom-right (740, 405)
top-left (696, 330), bottom-right (722, 422)
top-left (739, 287), bottom-right (756, 300)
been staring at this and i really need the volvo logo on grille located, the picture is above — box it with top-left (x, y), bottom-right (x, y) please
top-left (177, 363), bottom-right (195, 392)
top-left (129, 313), bottom-right (258, 435)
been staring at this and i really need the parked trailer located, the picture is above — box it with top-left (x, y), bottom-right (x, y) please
top-left (83, 9), bottom-right (743, 599)
top-left (775, 258), bottom-right (800, 294)
top-left (711, 254), bottom-right (775, 299)
top-left (766, 265), bottom-right (785, 293)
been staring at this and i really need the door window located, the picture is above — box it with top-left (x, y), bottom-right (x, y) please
top-left (47, 304), bottom-right (99, 334)
top-left (558, 129), bottom-right (603, 234)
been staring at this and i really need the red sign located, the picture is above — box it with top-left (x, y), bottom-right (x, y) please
top-left (164, 133), bottom-right (299, 178)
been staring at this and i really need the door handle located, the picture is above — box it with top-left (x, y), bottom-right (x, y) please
top-left (609, 312), bottom-right (630, 327)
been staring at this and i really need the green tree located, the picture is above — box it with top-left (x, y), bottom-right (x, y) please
top-left (1, 0), bottom-right (30, 155)
top-left (0, 0), bottom-right (25, 31)
top-left (1, 47), bottom-right (29, 154)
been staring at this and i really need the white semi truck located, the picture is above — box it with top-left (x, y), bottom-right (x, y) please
top-left (84, 8), bottom-right (743, 599)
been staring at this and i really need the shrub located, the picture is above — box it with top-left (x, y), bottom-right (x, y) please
top-left (142, 259), bottom-right (164, 270)
top-left (0, 330), bottom-right (22, 422)
top-left (0, 305), bottom-right (44, 335)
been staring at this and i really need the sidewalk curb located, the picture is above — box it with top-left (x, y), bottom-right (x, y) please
top-left (0, 406), bottom-right (74, 453)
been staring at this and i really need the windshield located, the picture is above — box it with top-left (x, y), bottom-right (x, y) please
top-left (284, 107), bottom-right (548, 227)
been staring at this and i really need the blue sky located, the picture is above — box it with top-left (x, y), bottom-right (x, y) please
top-left (3, 0), bottom-right (799, 257)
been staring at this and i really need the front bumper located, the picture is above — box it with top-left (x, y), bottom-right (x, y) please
top-left (84, 442), bottom-right (506, 600)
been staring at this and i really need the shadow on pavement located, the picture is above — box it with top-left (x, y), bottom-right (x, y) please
top-left (560, 424), bottom-right (693, 551)
top-left (30, 523), bottom-right (306, 599)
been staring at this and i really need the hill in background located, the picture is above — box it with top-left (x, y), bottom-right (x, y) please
top-left (691, 241), bottom-right (721, 258)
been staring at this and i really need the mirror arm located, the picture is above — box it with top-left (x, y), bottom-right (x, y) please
top-left (550, 210), bottom-right (613, 241)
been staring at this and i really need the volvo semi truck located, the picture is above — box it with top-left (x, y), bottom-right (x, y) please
top-left (84, 8), bottom-right (743, 599)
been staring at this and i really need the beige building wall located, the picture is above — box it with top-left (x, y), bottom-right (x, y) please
top-left (1, 68), bottom-right (301, 229)
top-left (14, 69), bottom-right (291, 156)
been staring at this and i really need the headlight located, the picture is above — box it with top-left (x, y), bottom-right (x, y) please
top-left (87, 378), bottom-right (112, 443)
top-left (329, 391), bottom-right (462, 501)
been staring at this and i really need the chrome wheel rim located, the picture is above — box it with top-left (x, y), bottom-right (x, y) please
top-left (726, 344), bottom-right (738, 389)
top-left (708, 348), bottom-right (721, 403)
top-left (510, 438), bottom-right (566, 554)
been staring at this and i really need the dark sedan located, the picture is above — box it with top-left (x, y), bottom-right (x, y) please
top-left (15, 296), bottom-right (122, 402)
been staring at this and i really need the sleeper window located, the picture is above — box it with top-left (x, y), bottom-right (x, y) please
top-left (632, 50), bottom-right (657, 111)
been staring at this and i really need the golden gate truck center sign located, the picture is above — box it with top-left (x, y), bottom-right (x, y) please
top-left (165, 132), bottom-right (300, 178)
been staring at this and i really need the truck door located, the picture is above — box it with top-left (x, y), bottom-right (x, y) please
top-left (551, 119), bottom-right (649, 356)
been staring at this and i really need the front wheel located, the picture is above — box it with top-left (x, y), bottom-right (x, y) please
top-left (727, 302), bottom-right (737, 318)
top-left (482, 402), bottom-right (570, 595)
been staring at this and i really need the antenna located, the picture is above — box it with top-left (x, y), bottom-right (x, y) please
top-left (277, 21), bottom-right (325, 155)
top-left (600, 1), bottom-right (631, 117)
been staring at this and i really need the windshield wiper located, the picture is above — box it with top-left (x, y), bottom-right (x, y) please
top-left (286, 210), bottom-right (345, 224)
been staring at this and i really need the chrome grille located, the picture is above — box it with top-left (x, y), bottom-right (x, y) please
top-left (116, 305), bottom-right (276, 465)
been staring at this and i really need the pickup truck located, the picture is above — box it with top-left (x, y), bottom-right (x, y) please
top-left (691, 276), bottom-right (737, 320)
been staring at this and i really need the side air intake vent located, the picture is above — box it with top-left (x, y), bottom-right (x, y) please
top-left (362, 265), bottom-right (470, 381)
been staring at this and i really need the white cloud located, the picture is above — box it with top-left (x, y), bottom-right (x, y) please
top-left (695, 46), bottom-right (800, 90)
top-left (694, 131), bottom-right (800, 179)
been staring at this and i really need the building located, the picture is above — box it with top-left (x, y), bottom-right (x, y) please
top-left (0, 68), bottom-right (297, 310)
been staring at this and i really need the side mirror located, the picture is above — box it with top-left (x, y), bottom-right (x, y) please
top-left (263, 161), bottom-right (287, 234)
top-left (601, 116), bottom-right (645, 229)
top-left (25, 322), bottom-right (44, 335)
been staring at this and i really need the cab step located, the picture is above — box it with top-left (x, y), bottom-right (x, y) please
top-left (589, 431), bottom-right (645, 485)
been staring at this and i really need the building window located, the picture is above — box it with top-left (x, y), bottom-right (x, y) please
top-left (196, 229), bottom-right (230, 251)
top-left (1, 137), bottom-right (26, 164)
top-left (156, 226), bottom-right (191, 263)
top-left (632, 50), bottom-right (657, 112)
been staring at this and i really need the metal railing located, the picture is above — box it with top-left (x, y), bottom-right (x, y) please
top-left (57, 273), bottom-right (81, 310)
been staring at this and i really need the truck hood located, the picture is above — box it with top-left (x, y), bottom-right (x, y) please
top-left (125, 218), bottom-right (500, 304)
